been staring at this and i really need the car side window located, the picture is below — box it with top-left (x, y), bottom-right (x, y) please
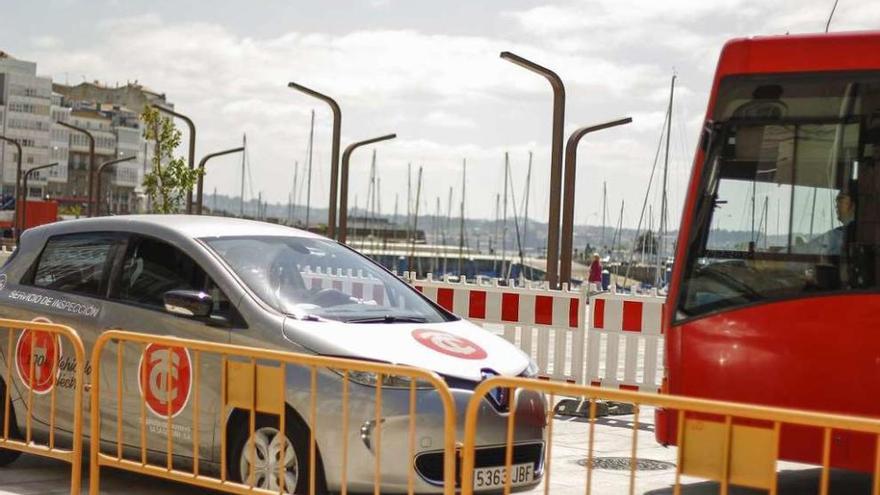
top-left (115, 236), bottom-right (207, 308)
top-left (32, 233), bottom-right (118, 296)
top-left (113, 236), bottom-right (237, 320)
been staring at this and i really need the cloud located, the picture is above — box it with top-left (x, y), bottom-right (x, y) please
top-left (20, 2), bottom-right (880, 228)
top-left (23, 16), bottom-right (669, 225)
top-left (30, 36), bottom-right (61, 49)
top-left (423, 111), bottom-right (476, 129)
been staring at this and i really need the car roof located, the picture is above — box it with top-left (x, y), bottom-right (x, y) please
top-left (26, 214), bottom-right (325, 241)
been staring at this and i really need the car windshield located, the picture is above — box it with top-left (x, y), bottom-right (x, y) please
top-left (204, 235), bottom-right (453, 323)
top-left (678, 72), bottom-right (880, 319)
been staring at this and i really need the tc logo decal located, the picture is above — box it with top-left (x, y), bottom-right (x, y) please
top-left (15, 317), bottom-right (61, 394)
top-left (138, 344), bottom-right (192, 418)
top-left (412, 329), bottom-right (487, 360)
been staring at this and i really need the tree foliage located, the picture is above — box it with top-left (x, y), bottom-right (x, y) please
top-left (636, 231), bottom-right (658, 255)
top-left (141, 106), bottom-right (201, 213)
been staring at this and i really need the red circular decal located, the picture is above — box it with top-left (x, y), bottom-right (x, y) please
top-left (138, 344), bottom-right (192, 418)
top-left (15, 318), bottom-right (61, 395)
top-left (412, 329), bottom-right (487, 360)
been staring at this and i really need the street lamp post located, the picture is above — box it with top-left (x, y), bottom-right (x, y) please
top-left (196, 146), bottom-right (245, 215)
top-left (559, 117), bottom-right (633, 285)
top-left (338, 134), bottom-right (396, 244)
top-left (153, 105), bottom-right (196, 214)
top-left (95, 155), bottom-right (137, 217)
top-left (288, 82), bottom-right (342, 239)
top-left (21, 162), bottom-right (58, 232)
top-left (500, 51), bottom-right (566, 288)
top-left (0, 135), bottom-right (23, 242)
top-left (56, 121), bottom-right (96, 217)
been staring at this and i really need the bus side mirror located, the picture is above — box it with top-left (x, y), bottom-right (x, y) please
top-left (699, 124), bottom-right (712, 151)
top-left (163, 290), bottom-right (213, 318)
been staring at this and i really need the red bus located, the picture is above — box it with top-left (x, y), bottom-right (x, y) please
top-left (657, 31), bottom-right (880, 471)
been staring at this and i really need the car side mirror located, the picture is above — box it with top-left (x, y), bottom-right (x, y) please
top-left (163, 290), bottom-right (213, 318)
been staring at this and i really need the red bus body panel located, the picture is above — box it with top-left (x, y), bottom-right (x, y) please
top-left (660, 31), bottom-right (880, 470)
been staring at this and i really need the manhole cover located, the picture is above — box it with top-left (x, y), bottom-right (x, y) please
top-left (577, 457), bottom-right (675, 471)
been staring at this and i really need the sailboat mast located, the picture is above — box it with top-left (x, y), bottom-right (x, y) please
top-left (443, 186), bottom-right (452, 275)
top-left (502, 152), bottom-right (509, 280)
top-left (305, 109), bottom-right (315, 229)
top-left (409, 166), bottom-right (423, 274)
top-left (612, 199), bottom-right (625, 284)
top-left (458, 159), bottom-right (466, 277)
top-left (240, 133), bottom-right (246, 217)
top-left (492, 193), bottom-right (500, 275)
top-left (656, 74), bottom-right (675, 287)
top-left (361, 149), bottom-right (376, 249)
top-left (523, 151), bottom-right (532, 265)
top-left (601, 181), bottom-right (607, 252)
top-left (434, 196), bottom-right (441, 275)
top-left (289, 160), bottom-right (298, 224)
top-left (406, 162), bottom-right (412, 242)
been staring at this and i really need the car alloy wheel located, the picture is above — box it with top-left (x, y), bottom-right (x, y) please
top-left (238, 426), bottom-right (298, 493)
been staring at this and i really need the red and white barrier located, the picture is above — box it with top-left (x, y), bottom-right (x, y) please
top-left (409, 273), bottom-right (587, 383)
top-left (405, 274), bottom-right (667, 391)
top-left (587, 288), bottom-right (665, 392)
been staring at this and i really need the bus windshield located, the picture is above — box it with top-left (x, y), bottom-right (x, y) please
top-left (678, 72), bottom-right (880, 320)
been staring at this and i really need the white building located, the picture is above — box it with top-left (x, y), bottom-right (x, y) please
top-left (48, 92), bottom-right (70, 192)
top-left (0, 51), bottom-right (175, 215)
top-left (0, 51), bottom-right (54, 199)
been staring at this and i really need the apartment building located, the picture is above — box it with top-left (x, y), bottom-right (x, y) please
top-left (0, 51), bottom-right (54, 199)
top-left (0, 50), bottom-right (172, 214)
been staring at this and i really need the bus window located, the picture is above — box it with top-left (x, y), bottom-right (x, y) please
top-left (678, 73), bottom-right (880, 320)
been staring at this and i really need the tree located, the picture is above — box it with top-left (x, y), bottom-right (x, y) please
top-left (635, 231), bottom-right (658, 255)
top-left (141, 106), bottom-right (201, 213)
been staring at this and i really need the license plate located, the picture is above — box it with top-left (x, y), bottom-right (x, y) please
top-left (473, 463), bottom-right (534, 490)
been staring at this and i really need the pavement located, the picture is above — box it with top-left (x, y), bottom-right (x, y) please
top-left (1, 405), bottom-right (875, 494)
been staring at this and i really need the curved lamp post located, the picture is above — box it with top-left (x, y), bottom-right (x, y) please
top-left (196, 146), bottom-right (245, 215)
top-left (0, 135), bottom-right (23, 242)
top-left (153, 105), bottom-right (196, 214)
top-left (339, 134), bottom-right (396, 244)
top-left (500, 51), bottom-right (566, 288)
top-left (288, 82), bottom-right (342, 239)
top-left (95, 155), bottom-right (137, 216)
top-left (56, 121), bottom-right (96, 217)
top-left (559, 117), bottom-right (633, 285)
top-left (21, 162), bottom-right (58, 232)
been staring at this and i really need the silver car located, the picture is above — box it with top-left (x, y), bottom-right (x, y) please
top-left (0, 215), bottom-right (545, 493)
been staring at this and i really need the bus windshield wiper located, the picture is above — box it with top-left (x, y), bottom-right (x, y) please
top-left (346, 315), bottom-right (428, 324)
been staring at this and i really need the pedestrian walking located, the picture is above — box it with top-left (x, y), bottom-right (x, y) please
top-left (588, 252), bottom-right (603, 286)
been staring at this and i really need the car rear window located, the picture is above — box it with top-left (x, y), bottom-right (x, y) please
top-left (32, 233), bottom-right (119, 297)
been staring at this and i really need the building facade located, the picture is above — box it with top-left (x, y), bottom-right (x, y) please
top-left (52, 83), bottom-right (169, 215)
top-left (0, 51), bottom-right (54, 199)
top-left (0, 50), bottom-right (172, 216)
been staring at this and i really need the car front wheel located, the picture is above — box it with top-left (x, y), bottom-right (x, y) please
top-left (228, 411), bottom-right (324, 494)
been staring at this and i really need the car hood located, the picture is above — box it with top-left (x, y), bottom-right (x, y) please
top-left (281, 317), bottom-right (529, 382)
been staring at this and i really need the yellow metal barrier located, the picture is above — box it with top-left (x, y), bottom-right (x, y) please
top-left (89, 330), bottom-right (457, 495)
top-left (0, 318), bottom-right (85, 495)
top-left (460, 376), bottom-right (880, 495)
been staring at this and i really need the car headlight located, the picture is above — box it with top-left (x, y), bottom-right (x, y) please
top-left (332, 369), bottom-right (434, 389)
top-left (521, 358), bottom-right (540, 378)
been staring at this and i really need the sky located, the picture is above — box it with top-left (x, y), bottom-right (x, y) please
top-left (2, 0), bottom-right (879, 229)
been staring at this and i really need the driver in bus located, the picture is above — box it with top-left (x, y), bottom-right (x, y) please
top-left (800, 189), bottom-right (856, 256)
